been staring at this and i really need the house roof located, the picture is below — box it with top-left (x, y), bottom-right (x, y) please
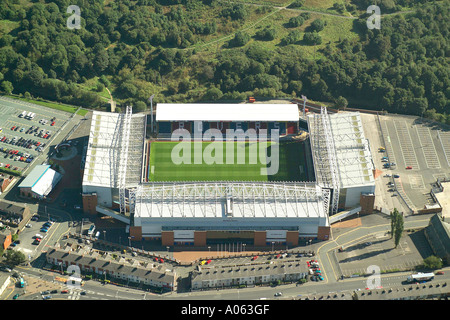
top-left (0, 201), bottom-right (27, 216)
top-left (46, 247), bottom-right (175, 283)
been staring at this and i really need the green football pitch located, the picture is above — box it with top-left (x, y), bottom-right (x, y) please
top-left (147, 141), bottom-right (307, 182)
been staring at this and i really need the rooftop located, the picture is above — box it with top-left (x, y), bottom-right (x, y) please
top-left (155, 103), bottom-right (299, 122)
top-left (135, 182), bottom-right (329, 219)
top-left (308, 111), bottom-right (375, 189)
top-left (191, 262), bottom-right (308, 282)
top-left (82, 111), bottom-right (146, 188)
top-left (434, 181), bottom-right (450, 219)
top-left (18, 165), bottom-right (51, 188)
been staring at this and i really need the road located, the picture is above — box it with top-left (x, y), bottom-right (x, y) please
top-left (316, 214), bottom-right (432, 285)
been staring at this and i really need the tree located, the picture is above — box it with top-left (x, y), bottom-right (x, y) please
top-left (4, 250), bottom-right (26, 266)
top-left (255, 26), bottom-right (276, 41)
top-left (333, 3), bottom-right (345, 13)
top-left (229, 31), bottom-right (250, 47)
top-left (335, 96), bottom-right (348, 109)
top-left (204, 87), bottom-right (223, 101)
top-left (282, 30), bottom-right (302, 45)
top-left (1, 81), bottom-right (13, 94)
top-left (288, 0), bottom-right (305, 8)
top-left (390, 208), bottom-right (404, 248)
top-left (310, 19), bottom-right (326, 32)
top-left (303, 32), bottom-right (322, 45)
top-left (287, 16), bottom-right (304, 28)
top-left (423, 255), bottom-right (443, 270)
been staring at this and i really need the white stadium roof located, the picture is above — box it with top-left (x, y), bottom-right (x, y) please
top-left (155, 103), bottom-right (299, 122)
top-left (308, 111), bottom-right (375, 189)
top-left (82, 111), bottom-right (146, 189)
top-left (329, 112), bottom-right (375, 188)
top-left (134, 182), bottom-right (329, 219)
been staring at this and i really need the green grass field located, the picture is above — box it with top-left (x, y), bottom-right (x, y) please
top-left (148, 141), bottom-right (307, 182)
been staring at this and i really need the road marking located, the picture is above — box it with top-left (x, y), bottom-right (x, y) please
top-left (415, 126), bottom-right (441, 169)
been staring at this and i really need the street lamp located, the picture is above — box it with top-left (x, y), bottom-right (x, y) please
top-left (243, 243), bottom-right (246, 252)
top-left (103, 230), bottom-right (106, 241)
top-left (272, 241), bottom-right (274, 252)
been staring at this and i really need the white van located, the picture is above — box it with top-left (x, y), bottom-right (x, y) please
top-left (26, 112), bottom-right (32, 119)
top-left (19, 111), bottom-right (26, 118)
top-left (30, 113), bottom-right (36, 119)
top-left (35, 234), bottom-right (44, 239)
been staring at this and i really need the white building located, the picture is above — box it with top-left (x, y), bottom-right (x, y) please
top-left (18, 165), bottom-right (62, 199)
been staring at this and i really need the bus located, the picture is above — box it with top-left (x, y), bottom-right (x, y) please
top-left (407, 272), bottom-right (434, 283)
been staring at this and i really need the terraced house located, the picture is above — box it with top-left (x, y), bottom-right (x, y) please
top-left (191, 262), bottom-right (308, 290)
top-left (46, 247), bottom-right (177, 291)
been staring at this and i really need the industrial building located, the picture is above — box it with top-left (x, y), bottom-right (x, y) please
top-left (81, 103), bottom-right (376, 248)
top-left (18, 165), bottom-right (62, 199)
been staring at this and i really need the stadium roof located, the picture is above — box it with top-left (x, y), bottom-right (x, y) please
top-left (308, 112), bottom-right (375, 189)
top-left (82, 111), bottom-right (146, 189)
top-left (155, 103), bottom-right (299, 122)
top-left (330, 113), bottom-right (375, 188)
top-left (134, 182), bottom-right (329, 219)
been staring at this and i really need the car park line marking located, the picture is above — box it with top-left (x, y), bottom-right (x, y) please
top-left (393, 120), bottom-right (419, 169)
top-left (408, 174), bottom-right (425, 189)
top-left (415, 126), bottom-right (441, 169)
top-left (437, 131), bottom-right (450, 167)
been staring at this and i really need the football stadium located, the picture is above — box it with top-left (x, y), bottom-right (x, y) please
top-left (81, 102), bottom-right (375, 247)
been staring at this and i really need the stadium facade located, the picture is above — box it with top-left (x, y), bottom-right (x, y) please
top-left (81, 102), bottom-right (375, 247)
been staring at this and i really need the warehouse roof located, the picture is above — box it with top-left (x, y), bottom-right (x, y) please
top-left (155, 103), bottom-right (299, 122)
top-left (18, 165), bottom-right (51, 188)
top-left (18, 165), bottom-right (62, 197)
